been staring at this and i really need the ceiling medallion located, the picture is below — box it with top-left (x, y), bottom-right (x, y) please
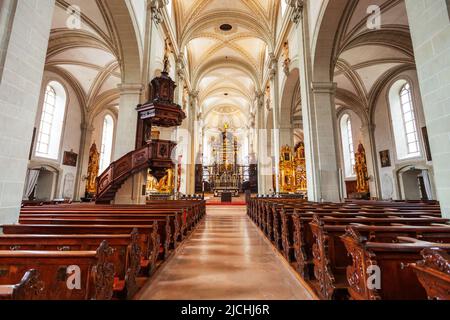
top-left (215, 24), bottom-right (237, 35)
top-left (219, 24), bottom-right (233, 31)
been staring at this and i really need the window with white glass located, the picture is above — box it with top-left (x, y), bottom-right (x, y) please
top-left (400, 83), bottom-right (420, 156)
top-left (35, 81), bottom-right (66, 160)
top-left (388, 80), bottom-right (421, 160)
top-left (99, 115), bottom-right (114, 174)
top-left (340, 114), bottom-right (356, 178)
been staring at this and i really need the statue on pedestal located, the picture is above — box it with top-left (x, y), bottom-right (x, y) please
top-left (85, 143), bottom-right (100, 199)
top-left (157, 168), bottom-right (175, 194)
top-left (355, 143), bottom-right (370, 194)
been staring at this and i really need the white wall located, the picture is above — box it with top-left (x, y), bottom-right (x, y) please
top-left (0, 0), bottom-right (55, 224)
top-left (373, 70), bottom-right (434, 200)
top-left (405, 0), bottom-right (450, 217)
top-left (28, 71), bottom-right (82, 200)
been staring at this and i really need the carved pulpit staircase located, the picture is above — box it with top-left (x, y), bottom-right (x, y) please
top-left (96, 69), bottom-right (186, 204)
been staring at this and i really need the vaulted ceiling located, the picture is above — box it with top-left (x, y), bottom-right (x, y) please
top-left (173, 0), bottom-right (280, 130)
top-left (333, 0), bottom-right (415, 122)
top-left (46, 0), bottom-right (128, 122)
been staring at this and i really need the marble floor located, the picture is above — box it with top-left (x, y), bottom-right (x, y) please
top-left (137, 206), bottom-right (315, 300)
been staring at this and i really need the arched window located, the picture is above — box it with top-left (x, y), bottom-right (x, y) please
top-left (340, 114), bottom-right (356, 178)
top-left (99, 115), bottom-right (114, 174)
top-left (35, 81), bottom-right (66, 160)
top-left (400, 83), bottom-right (420, 156)
top-left (389, 80), bottom-right (421, 160)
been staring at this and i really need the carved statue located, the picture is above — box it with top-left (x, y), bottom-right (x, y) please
top-left (146, 169), bottom-right (159, 194)
top-left (355, 143), bottom-right (370, 194)
top-left (163, 37), bottom-right (172, 73)
top-left (282, 41), bottom-right (291, 75)
top-left (86, 143), bottom-right (100, 195)
top-left (157, 168), bottom-right (175, 193)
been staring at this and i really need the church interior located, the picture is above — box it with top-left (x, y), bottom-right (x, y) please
top-left (0, 0), bottom-right (449, 301)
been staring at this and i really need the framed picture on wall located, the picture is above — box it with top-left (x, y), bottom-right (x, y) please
top-left (380, 150), bottom-right (391, 168)
top-left (63, 151), bottom-right (78, 167)
top-left (422, 127), bottom-right (432, 161)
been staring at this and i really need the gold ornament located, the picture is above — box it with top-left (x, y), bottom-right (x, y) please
top-left (86, 143), bottom-right (100, 194)
top-left (355, 143), bottom-right (370, 193)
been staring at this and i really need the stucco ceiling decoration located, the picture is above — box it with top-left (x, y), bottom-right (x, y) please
top-left (173, 0), bottom-right (279, 130)
top-left (45, 0), bottom-right (130, 121)
top-left (333, 0), bottom-right (415, 120)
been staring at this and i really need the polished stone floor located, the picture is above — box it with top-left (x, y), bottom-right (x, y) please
top-left (137, 206), bottom-right (315, 300)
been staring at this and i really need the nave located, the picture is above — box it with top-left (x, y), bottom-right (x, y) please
top-left (137, 206), bottom-right (314, 300)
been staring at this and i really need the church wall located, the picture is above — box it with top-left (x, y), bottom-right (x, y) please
top-left (28, 71), bottom-right (82, 201)
top-left (0, 0), bottom-right (54, 224)
top-left (373, 69), bottom-right (435, 200)
top-left (405, 0), bottom-right (450, 216)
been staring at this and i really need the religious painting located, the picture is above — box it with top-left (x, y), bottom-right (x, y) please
top-left (422, 127), bottom-right (432, 161)
top-left (63, 151), bottom-right (78, 167)
top-left (379, 150), bottom-right (391, 168)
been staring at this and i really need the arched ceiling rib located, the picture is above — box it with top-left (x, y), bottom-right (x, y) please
top-left (46, 0), bottom-right (141, 121)
top-left (332, 0), bottom-right (415, 120)
top-left (173, 0), bottom-right (279, 130)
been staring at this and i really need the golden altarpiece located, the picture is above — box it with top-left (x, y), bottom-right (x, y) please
top-left (355, 143), bottom-right (370, 195)
top-left (278, 143), bottom-right (307, 194)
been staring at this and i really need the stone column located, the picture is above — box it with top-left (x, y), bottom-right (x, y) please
top-left (113, 84), bottom-right (143, 160)
top-left (188, 91), bottom-right (199, 194)
top-left (0, 0), bottom-right (55, 224)
top-left (405, 0), bottom-right (450, 217)
top-left (310, 82), bottom-right (341, 202)
top-left (269, 54), bottom-right (281, 194)
top-left (289, 1), bottom-right (341, 202)
top-left (256, 91), bottom-right (268, 194)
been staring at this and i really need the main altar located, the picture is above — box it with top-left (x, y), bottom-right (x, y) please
top-left (202, 124), bottom-right (247, 197)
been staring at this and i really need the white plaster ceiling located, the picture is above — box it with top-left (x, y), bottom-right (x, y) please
top-left (174, 0), bottom-right (278, 130)
top-left (46, 0), bottom-right (124, 119)
top-left (334, 0), bottom-right (415, 111)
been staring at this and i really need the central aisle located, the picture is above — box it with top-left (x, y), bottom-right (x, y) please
top-left (137, 206), bottom-right (315, 300)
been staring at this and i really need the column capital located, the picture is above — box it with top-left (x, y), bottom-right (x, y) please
top-left (311, 82), bottom-right (337, 94)
top-left (255, 90), bottom-right (265, 108)
top-left (117, 83), bottom-right (144, 95)
top-left (80, 123), bottom-right (95, 132)
top-left (286, 0), bottom-right (304, 24)
top-left (150, 0), bottom-right (169, 24)
top-left (361, 123), bottom-right (376, 133)
top-left (189, 90), bottom-right (199, 99)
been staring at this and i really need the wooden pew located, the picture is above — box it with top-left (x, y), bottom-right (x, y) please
top-left (0, 269), bottom-right (44, 300)
top-left (0, 232), bottom-right (141, 299)
top-left (1, 224), bottom-right (160, 275)
top-left (309, 216), bottom-right (450, 300)
top-left (279, 209), bottom-right (447, 278)
top-left (18, 215), bottom-right (179, 256)
top-left (0, 241), bottom-right (114, 300)
top-left (21, 207), bottom-right (196, 236)
top-left (341, 228), bottom-right (450, 300)
top-left (408, 247), bottom-right (450, 300)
